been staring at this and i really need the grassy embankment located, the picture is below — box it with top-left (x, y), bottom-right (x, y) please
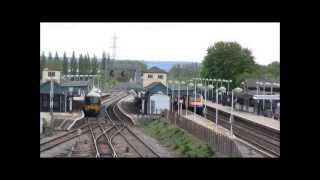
top-left (141, 118), bottom-right (215, 157)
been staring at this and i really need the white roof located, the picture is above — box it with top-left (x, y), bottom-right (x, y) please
top-left (87, 90), bottom-right (101, 97)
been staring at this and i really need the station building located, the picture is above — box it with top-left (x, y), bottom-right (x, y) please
top-left (40, 80), bottom-right (71, 112)
top-left (40, 68), bottom-right (93, 113)
top-left (142, 66), bottom-right (167, 88)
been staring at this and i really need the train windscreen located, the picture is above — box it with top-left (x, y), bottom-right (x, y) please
top-left (85, 96), bottom-right (100, 104)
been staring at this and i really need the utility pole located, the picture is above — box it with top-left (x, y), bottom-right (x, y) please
top-left (111, 34), bottom-right (118, 61)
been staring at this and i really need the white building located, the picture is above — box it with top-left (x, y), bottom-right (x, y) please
top-left (148, 92), bottom-right (170, 114)
top-left (42, 68), bottom-right (61, 84)
top-left (142, 66), bottom-right (167, 88)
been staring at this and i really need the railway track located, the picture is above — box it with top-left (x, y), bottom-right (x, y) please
top-left (86, 118), bottom-right (116, 158)
top-left (205, 107), bottom-right (280, 157)
top-left (104, 98), bottom-right (160, 158)
top-left (40, 123), bottom-right (94, 152)
top-left (41, 90), bottom-right (160, 158)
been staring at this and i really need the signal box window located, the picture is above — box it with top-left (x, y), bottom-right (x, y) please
top-left (48, 72), bottom-right (55, 77)
top-left (148, 74), bottom-right (153, 78)
top-left (158, 75), bottom-right (163, 79)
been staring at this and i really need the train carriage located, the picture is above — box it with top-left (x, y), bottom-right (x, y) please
top-left (83, 89), bottom-right (101, 117)
top-left (183, 93), bottom-right (204, 114)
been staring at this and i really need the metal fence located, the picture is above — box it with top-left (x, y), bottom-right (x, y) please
top-left (165, 110), bottom-right (242, 157)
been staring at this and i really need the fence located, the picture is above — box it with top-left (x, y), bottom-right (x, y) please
top-left (165, 110), bottom-right (242, 157)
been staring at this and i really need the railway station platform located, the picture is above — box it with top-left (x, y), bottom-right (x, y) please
top-left (182, 110), bottom-right (231, 136)
top-left (173, 110), bottom-right (266, 157)
top-left (204, 101), bottom-right (280, 131)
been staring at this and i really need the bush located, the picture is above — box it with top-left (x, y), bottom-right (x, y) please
top-left (141, 118), bottom-right (215, 157)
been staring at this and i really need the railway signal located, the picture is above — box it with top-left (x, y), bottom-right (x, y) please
top-left (230, 87), bottom-right (243, 137)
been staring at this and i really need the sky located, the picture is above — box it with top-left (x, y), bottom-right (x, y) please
top-left (40, 23), bottom-right (280, 65)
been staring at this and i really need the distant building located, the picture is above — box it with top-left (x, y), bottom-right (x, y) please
top-left (40, 80), bottom-right (70, 112)
top-left (42, 68), bottom-right (61, 84)
top-left (142, 66), bottom-right (167, 88)
top-left (61, 80), bottom-right (91, 97)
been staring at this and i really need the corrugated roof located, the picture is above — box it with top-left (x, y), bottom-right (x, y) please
top-left (40, 81), bottom-right (66, 94)
top-left (143, 66), bottom-right (167, 74)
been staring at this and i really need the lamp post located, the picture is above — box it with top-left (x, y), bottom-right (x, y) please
top-left (175, 80), bottom-right (180, 115)
top-left (207, 84), bottom-right (214, 118)
top-left (192, 78), bottom-right (197, 120)
top-left (213, 79), bottom-right (217, 102)
top-left (227, 80), bottom-right (232, 95)
top-left (215, 88), bottom-right (219, 130)
top-left (219, 86), bottom-right (226, 105)
top-left (169, 80), bottom-right (174, 113)
top-left (197, 82), bottom-right (203, 115)
top-left (181, 81), bottom-right (186, 115)
top-left (187, 82), bottom-right (194, 116)
top-left (271, 82), bottom-right (279, 115)
top-left (265, 82), bottom-right (271, 111)
top-left (230, 87), bottom-right (243, 137)
top-left (203, 79), bottom-right (208, 117)
top-left (262, 82), bottom-right (266, 111)
top-left (256, 81), bottom-right (260, 115)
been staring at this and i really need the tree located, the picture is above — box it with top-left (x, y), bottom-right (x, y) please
top-left (266, 61), bottom-right (280, 80)
top-left (40, 52), bottom-right (47, 79)
top-left (70, 51), bottom-right (77, 75)
top-left (168, 62), bottom-right (201, 81)
top-left (91, 55), bottom-right (98, 75)
top-left (201, 41), bottom-right (256, 86)
top-left (47, 52), bottom-right (53, 70)
top-left (101, 51), bottom-right (107, 72)
top-left (78, 54), bottom-right (84, 75)
top-left (54, 52), bottom-right (61, 70)
top-left (62, 52), bottom-right (69, 75)
top-left (84, 53), bottom-right (91, 75)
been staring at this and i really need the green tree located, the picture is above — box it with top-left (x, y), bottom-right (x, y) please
top-left (62, 52), bottom-right (69, 75)
top-left (85, 53), bottom-right (91, 75)
top-left (78, 54), bottom-right (85, 75)
top-left (266, 61), bottom-right (280, 80)
top-left (54, 52), bottom-right (61, 70)
top-left (201, 41), bottom-right (256, 86)
top-left (47, 52), bottom-right (54, 70)
top-left (91, 55), bottom-right (98, 75)
top-left (101, 51), bottom-right (107, 72)
top-left (70, 51), bottom-right (77, 75)
top-left (40, 52), bottom-right (47, 79)
top-left (168, 62), bottom-right (201, 81)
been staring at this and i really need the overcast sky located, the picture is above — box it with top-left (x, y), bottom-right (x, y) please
top-left (40, 23), bottom-right (280, 65)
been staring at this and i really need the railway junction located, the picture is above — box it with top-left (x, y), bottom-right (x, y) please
top-left (40, 67), bottom-right (280, 158)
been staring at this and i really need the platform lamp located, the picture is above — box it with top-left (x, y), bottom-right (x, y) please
top-left (227, 80), bottom-right (232, 95)
top-left (196, 82), bottom-right (203, 116)
top-left (207, 84), bottom-right (214, 118)
top-left (212, 79), bottom-right (217, 102)
top-left (168, 80), bottom-right (174, 112)
top-left (175, 80), bottom-right (180, 115)
top-left (186, 81), bottom-right (194, 116)
top-left (192, 78), bottom-right (197, 120)
top-left (180, 81), bottom-right (186, 115)
top-left (265, 82), bottom-right (271, 111)
top-left (230, 87), bottom-right (243, 137)
top-left (271, 82), bottom-right (279, 114)
top-left (218, 86), bottom-right (226, 104)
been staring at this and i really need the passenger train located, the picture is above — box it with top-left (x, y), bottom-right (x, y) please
top-left (174, 93), bottom-right (204, 114)
top-left (83, 88), bottom-right (102, 117)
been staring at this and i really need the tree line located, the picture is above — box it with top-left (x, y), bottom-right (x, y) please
top-left (40, 51), bottom-right (110, 79)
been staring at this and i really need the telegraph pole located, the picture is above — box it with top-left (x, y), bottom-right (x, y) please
top-left (111, 34), bottom-right (118, 60)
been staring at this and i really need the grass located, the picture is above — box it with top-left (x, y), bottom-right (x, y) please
top-left (141, 118), bottom-right (215, 157)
